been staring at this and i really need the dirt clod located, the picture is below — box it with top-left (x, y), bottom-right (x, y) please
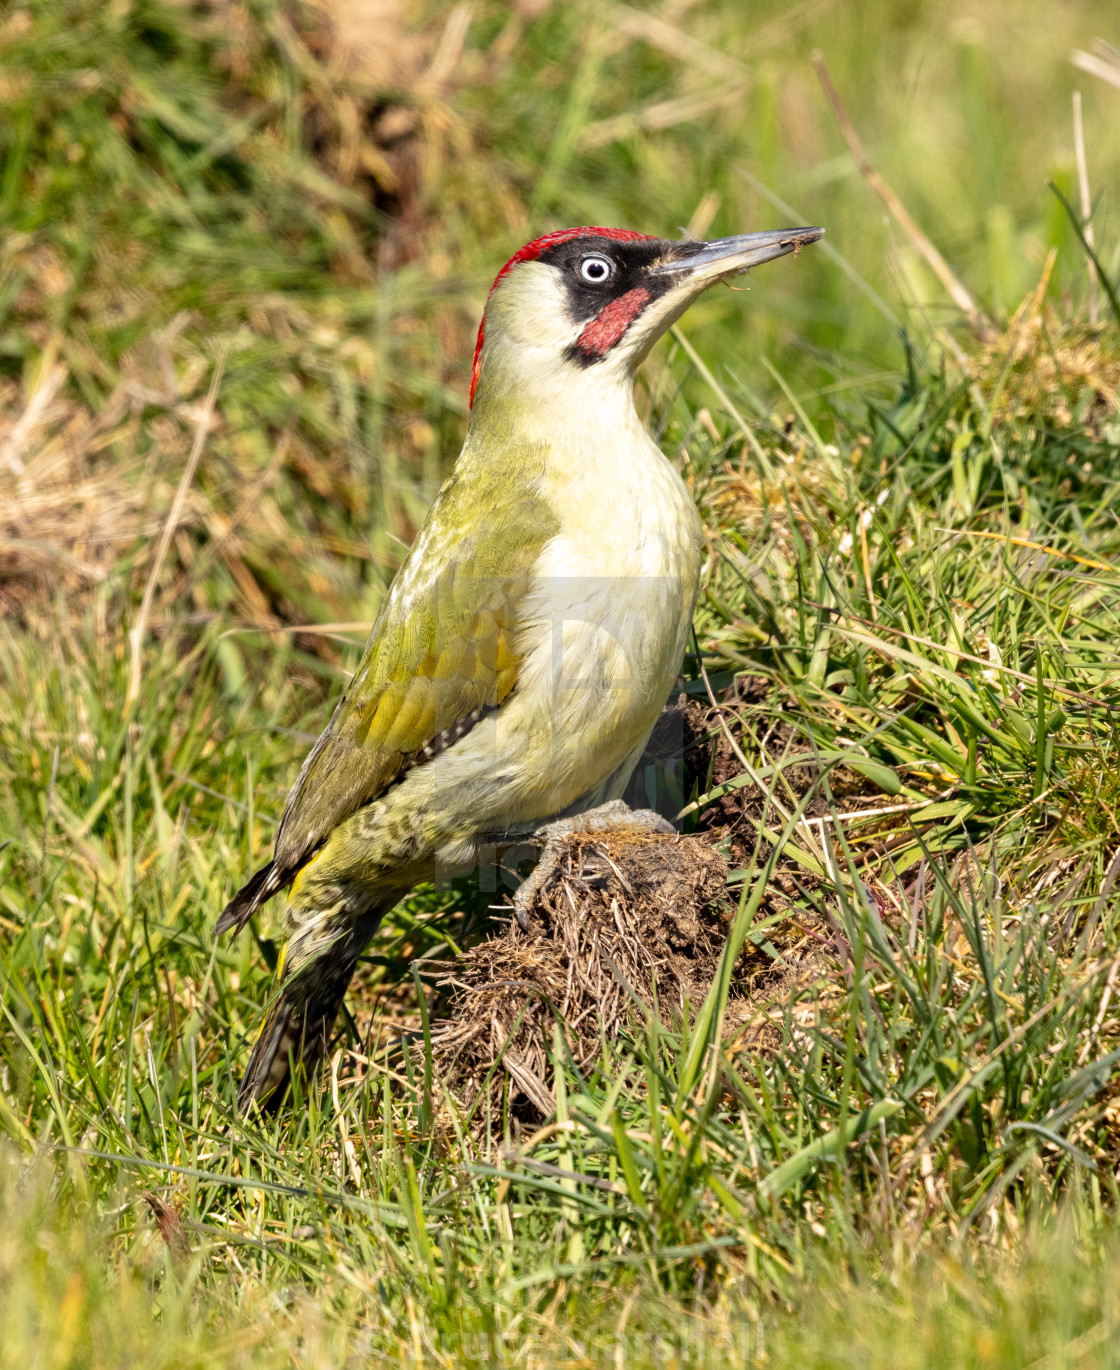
top-left (430, 831), bottom-right (741, 1125)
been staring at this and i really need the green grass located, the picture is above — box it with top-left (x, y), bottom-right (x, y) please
top-left (3, 333), bottom-right (1119, 1362)
top-left (3, 1152), bottom-right (1118, 1366)
top-left (2, 0), bottom-right (1120, 1363)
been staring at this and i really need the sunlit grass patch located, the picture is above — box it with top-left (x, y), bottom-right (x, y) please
top-left (2, 0), bottom-right (1120, 1361)
top-left (2, 316), bottom-right (1119, 1362)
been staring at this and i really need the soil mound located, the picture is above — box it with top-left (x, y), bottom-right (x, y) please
top-left (430, 830), bottom-right (739, 1123)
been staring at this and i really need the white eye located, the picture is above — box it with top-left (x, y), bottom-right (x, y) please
top-left (578, 254), bottom-right (614, 283)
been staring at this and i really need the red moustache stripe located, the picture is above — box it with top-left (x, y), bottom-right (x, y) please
top-left (575, 287), bottom-right (652, 357)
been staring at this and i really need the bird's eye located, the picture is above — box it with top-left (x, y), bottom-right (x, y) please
top-left (578, 254), bottom-right (614, 284)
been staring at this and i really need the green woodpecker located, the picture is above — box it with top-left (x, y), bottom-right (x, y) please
top-left (218, 223), bottom-right (823, 1110)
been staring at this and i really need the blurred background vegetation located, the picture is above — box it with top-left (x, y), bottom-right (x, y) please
top-left (3, 0), bottom-right (1117, 637)
top-left (2, 1), bottom-right (1120, 1365)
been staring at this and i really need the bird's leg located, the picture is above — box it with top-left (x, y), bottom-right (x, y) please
top-left (507, 800), bottom-right (675, 931)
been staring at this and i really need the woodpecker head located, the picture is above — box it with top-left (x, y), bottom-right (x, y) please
top-left (469, 225), bottom-right (824, 415)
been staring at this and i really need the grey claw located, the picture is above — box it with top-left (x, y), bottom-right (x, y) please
top-left (507, 801), bottom-right (674, 932)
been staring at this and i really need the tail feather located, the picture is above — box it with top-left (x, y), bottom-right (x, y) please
top-left (217, 860), bottom-right (286, 937)
top-left (236, 981), bottom-right (349, 1113)
top-left (235, 908), bottom-right (385, 1113)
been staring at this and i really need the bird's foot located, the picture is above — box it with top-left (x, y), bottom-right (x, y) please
top-left (511, 800), bottom-right (674, 932)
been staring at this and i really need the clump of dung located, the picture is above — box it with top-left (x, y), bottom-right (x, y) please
top-left (430, 830), bottom-right (740, 1125)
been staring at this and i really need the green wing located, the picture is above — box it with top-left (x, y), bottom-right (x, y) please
top-left (269, 475), bottom-right (558, 882)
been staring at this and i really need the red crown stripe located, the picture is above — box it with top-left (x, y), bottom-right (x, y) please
top-left (469, 227), bottom-right (656, 406)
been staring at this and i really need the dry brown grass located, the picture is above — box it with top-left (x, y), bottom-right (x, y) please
top-left (965, 268), bottom-right (1120, 437)
top-left (0, 340), bottom-right (231, 617)
top-left (0, 0), bottom-right (505, 633)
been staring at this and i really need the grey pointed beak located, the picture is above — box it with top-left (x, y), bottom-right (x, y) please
top-left (653, 227), bottom-right (824, 282)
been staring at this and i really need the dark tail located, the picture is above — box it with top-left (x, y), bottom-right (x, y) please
top-left (216, 860), bottom-right (287, 938)
top-left (235, 909), bottom-right (384, 1113)
top-left (236, 973), bottom-right (353, 1113)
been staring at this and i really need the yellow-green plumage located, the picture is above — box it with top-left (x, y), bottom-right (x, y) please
top-left (220, 223), bottom-right (821, 1111)
top-left (218, 453), bottom-right (564, 1108)
top-left (273, 474), bottom-right (557, 881)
